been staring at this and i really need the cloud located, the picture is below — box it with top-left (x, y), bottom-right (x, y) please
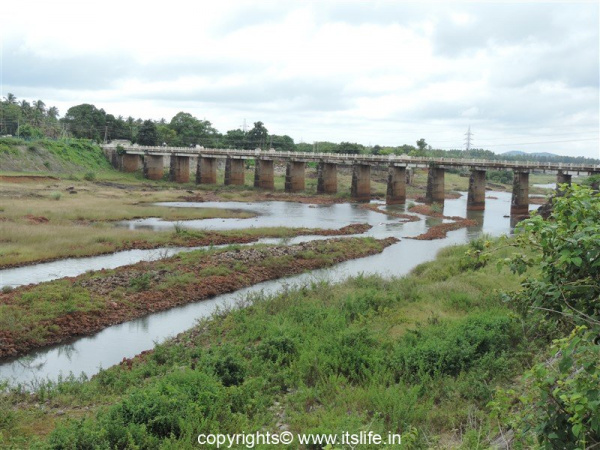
top-left (1, 1), bottom-right (598, 157)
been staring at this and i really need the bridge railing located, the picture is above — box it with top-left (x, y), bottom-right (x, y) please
top-left (102, 144), bottom-right (600, 172)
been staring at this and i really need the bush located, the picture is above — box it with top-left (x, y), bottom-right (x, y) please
top-left (50, 191), bottom-right (61, 201)
top-left (393, 313), bottom-right (518, 380)
top-left (83, 171), bottom-right (96, 181)
top-left (493, 185), bottom-right (600, 447)
top-left (128, 273), bottom-right (152, 291)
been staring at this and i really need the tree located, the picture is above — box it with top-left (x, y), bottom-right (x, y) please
top-left (3, 93), bottom-right (17, 105)
top-left (222, 129), bottom-right (248, 149)
top-left (137, 120), bottom-right (158, 146)
top-left (169, 112), bottom-right (218, 147)
top-left (62, 104), bottom-right (107, 141)
top-left (247, 121), bottom-right (268, 149)
top-left (270, 134), bottom-right (295, 151)
top-left (156, 123), bottom-right (177, 146)
top-left (416, 138), bottom-right (428, 151)
top-left (337, 142), bottom-right (363, 154)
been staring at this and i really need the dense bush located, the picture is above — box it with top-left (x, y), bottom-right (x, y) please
top-left (393, 313), bottom-right (518, 379)
top-left (493, 185), bottom-right (600, 447)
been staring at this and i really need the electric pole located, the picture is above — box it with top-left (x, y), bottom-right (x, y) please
top-left (464, 125), bottom-right (473, 151)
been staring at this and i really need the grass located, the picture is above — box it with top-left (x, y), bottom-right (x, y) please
top-left (0, 238), bottom-right (541, 448)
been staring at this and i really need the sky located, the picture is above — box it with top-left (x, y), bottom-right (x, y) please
top-left (1, 0), bottom-right (599, 158)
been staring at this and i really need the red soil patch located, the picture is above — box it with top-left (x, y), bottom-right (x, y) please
top-left (359, 204), bottom-right (421, 222)
top-left (407, 204), bottom-right (477, 240)
top-left (408, 220), bottom-right (477, 240)
top-left (24, 215), bottom-right (50, 224)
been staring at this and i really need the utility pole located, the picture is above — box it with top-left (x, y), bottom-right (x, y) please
top-left (464, 125), bottom-right (474, 151)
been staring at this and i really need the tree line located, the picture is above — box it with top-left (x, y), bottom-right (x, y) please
top-left (1, 93), bottom-right (598, 164)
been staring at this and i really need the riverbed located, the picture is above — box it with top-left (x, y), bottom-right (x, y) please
top-left (0, 191), bottom-right (540, 386)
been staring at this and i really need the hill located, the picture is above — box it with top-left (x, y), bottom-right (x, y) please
top-left (501, 150), bottom-right (560, 157)
top-left (0, 137), bottom-right (111, 173)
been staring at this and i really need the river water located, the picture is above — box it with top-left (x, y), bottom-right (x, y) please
top-left (0, 191), bottom-right (539, 386)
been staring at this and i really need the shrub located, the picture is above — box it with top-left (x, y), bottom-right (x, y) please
top-left (393, 313), bottom-right (518, 380)
top-left (493, 185), bottom-right (600, 447)
top-left (50, 191), bottom-right (61, 201)
top-left (83, 171), bottom-right (96, 181)
top-left (128, 273), bottom-right (152, 292)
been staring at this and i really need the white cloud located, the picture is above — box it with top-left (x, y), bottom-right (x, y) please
top-left (1, 0), bottom-right (598, 157)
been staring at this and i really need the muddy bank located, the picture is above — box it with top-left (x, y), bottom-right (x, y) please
top-left (407, 204), bottom-right (477, 240)
top-left (0, 236), bottom-right (396, 359)
top-left (180, 191), bottom-right (347, 205)
top-left (0, 224), bottom-right (372, 270)
top-left (358, 204), bottom-right (421, 222)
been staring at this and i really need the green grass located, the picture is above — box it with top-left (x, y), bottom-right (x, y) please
top-left (0, 238), bottom-right (540, 448)
top-left (0, 137), bottom-right (112, 173)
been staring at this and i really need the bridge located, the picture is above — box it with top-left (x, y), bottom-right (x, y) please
top-left (103, 145), bottom-right (600, 215)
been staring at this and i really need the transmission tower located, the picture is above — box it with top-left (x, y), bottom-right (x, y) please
top-left (464, 125), bottom-right (474, 151)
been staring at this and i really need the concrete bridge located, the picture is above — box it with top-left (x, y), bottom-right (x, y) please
top-left (103, 145), bottom-right (600, 215)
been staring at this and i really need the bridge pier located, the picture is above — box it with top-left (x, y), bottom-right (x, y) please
top-left (511, 171), bottom-right (529, 215)
top-left (143, 155), bottom-right (164, 180)
top-left (425, 166), bottom-right (445, 204)
top-left (351, 164), bottom-right (371, 202)
top-left (196, 157), bottom-right (217, 184)
top-left (254, 159), bottom-right (274, 190)
top-left (467, 169), bottom-right (486, 211)
top-left (224, 158), bottom-right (245, 185)
top-left (386, 165), bottom-right (406, 204)
top-left (317, 162), bottom-right (337, 194)
top-left (122, 154), bottom-right (142, 172)
top-left (169, 155), bottom-right (190, 183)
top-left (285, 161), bottom-right (305, 193)
top-left (556, 170), bottom-right (572, 188)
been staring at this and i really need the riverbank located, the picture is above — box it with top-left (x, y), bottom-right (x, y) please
top-left (0, 238), bottom-right (538, 448)
top-left (0, 223), bottom-right (371, 270)
top-left (0, 236), bottom-right (395, 359)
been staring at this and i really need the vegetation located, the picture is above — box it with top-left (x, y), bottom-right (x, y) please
top-left (491, 185), bottom-right (600, 447)
top-left (0, 238), bottom-right (531, 447)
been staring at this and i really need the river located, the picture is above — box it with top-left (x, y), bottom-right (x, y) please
top-left (0, 191), bottom-right (539, 386)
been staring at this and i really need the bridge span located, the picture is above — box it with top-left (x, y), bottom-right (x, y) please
top-left (103, 145), bottom-right (600, 215)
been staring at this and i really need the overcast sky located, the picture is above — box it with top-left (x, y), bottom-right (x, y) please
top-left (1, 0), bottom-right (598, 157)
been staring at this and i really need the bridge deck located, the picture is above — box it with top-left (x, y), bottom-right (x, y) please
top-left (103, 145), bottom-right (600, 173)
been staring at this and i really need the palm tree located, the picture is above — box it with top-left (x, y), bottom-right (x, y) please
top-left (47, 106), bottom-right (59, 120)
top-left (33, 100), bottom-right (46, 126)
top-left (3, 93), bottom-right (17, 105)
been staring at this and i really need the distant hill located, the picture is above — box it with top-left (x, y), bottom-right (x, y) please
top-left (501, 151), bottom-right (560, 158)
